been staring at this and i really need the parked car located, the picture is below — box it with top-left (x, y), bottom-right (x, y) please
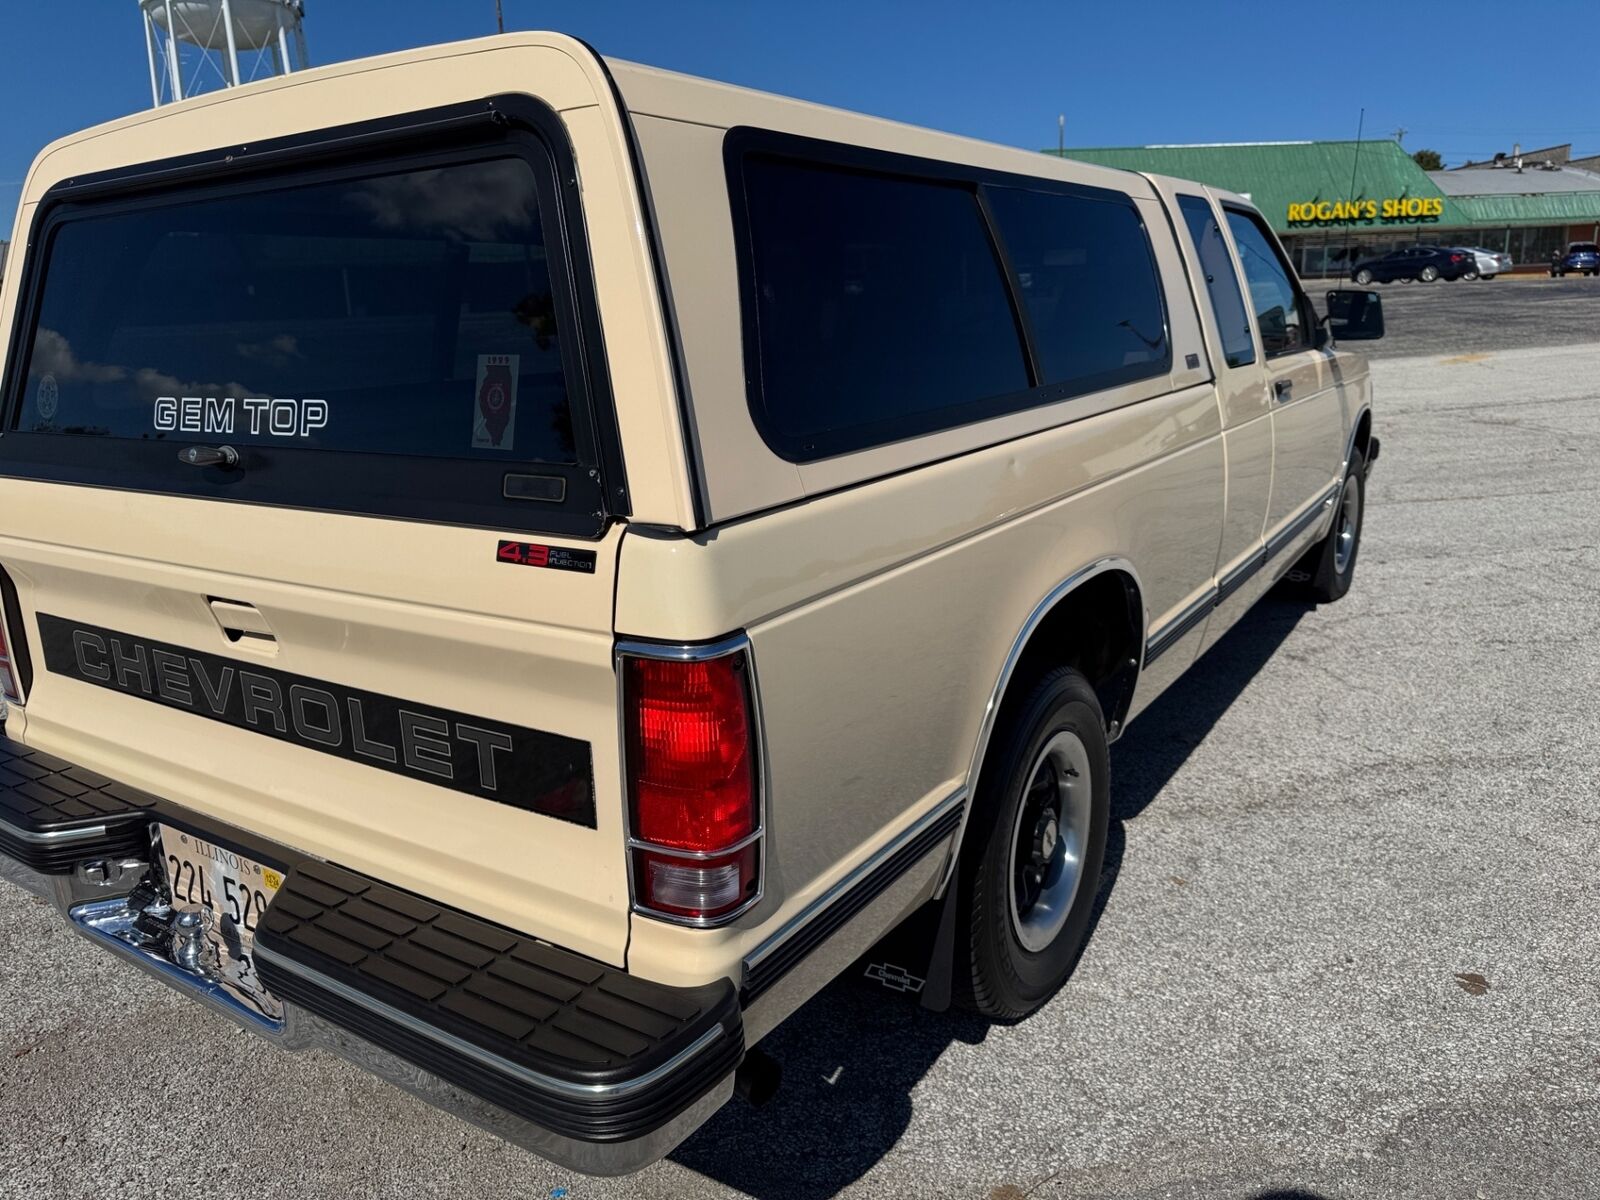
top-left (1457, 246), bottom-right (1514, 280)
top-left (1350, 245), bottom-right (1474, 284)
top-left (0, 32), bottom-right (1383, 1174)
top-left (1550, 242), bottom-right (1600, 277)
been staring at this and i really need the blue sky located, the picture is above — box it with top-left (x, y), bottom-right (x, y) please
top-left (3, 0), bottom-right (1595, 238)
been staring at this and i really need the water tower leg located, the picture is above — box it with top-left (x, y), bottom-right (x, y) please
top-left (279, 24), bottom-right (293, 75)
top-left (143, 10), bottom-right (162, 106)
top-left (163, 0), bottom-right (182, 99)
top-left (220, 0), bottom-right (242, 86)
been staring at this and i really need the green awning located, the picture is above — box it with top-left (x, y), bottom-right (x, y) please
top-left (1048, 139), bottom-right (1600, 235)
top-left (1448, 192), bottom-right (1600, 228)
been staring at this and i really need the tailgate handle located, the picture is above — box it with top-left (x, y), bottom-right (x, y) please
top-left (180, 445), bottom-right (241, 469)
top-left (207, 598), bottom-right (275, 643)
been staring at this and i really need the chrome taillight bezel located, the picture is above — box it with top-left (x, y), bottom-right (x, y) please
top-left (615, 633), bottom-right (767, 928)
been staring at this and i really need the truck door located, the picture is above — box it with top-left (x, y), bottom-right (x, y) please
top-left (1164, 189), bottom-right (1275, 651)
top-left (1217, 204), bottom-right (1345, 557)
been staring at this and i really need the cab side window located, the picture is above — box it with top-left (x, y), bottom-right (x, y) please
top-left (985, 186), bottom-right (1170, 391)
top-left (1177, 195), bottom-right (1255, 368)
top-left (1224, 209), bottom-right (1306, 356)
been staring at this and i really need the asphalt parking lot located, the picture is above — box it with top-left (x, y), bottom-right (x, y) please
top-left (3, 279), bottom-right (1599, 1198)
top-left (1340, 273), bottom-right (1600, 359)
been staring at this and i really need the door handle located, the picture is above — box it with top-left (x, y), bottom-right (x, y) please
top-left (207, 598), bottom-right (276, 646)
top-left (1274, 379), bottom-right (1294, 403)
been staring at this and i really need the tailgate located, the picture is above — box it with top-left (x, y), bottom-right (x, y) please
top-left (0, 86), bottom-right (636, 963)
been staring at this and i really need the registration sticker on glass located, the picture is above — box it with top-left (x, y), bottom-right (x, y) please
top-left (472, 353), bottom-right (519, 450)
top-left (158, 825), bottom-right (284, 1022)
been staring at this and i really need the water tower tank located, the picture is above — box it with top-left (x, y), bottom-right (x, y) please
top-left (138, 0), bottom-right (309, 105)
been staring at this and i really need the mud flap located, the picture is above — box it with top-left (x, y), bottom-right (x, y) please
top-left (854, 876), bottom-right (960, 1012)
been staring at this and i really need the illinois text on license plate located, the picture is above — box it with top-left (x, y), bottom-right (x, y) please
top-left (158, 824), bottom-right (284, 1022)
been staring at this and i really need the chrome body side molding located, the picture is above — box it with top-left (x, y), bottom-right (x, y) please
top-left (1144, 587), bottom-right (1218, 666)
top-left (741, 786), bottom-right (965, 1002)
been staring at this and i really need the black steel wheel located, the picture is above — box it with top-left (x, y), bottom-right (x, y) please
top-left (956, 667), bottom-right (1109, 1019)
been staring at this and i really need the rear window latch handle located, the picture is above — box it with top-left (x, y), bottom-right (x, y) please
top-left (179, 445), bottom-right (240, 469)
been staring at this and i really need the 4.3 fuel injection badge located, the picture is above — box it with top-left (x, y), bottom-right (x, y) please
top-left (496, 541), bottom-right (597, 573)
top-left (35, 614), bottom-right (595, 827)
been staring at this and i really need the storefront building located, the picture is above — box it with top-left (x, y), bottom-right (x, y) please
top-left (1053, 138), bottom-right (1600, 277)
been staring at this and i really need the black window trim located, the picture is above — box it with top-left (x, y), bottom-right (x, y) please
top-left (1174, 192), bottom-right (1256, 371)
top-left (723, 127), bottom-right (1174, 465)
top-left (0, 95), bottom-right (630, 540)
top-left (1220, 201), bottom-right (1316, 362)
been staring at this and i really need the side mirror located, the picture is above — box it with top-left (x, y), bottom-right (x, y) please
top-left (1325, 289), bottom-right (1385, 341)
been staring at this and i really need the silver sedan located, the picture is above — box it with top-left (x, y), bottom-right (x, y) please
top-left (1458, 246), bottom-right (1514, 279)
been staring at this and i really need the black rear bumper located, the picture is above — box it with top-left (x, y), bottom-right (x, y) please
top-left (0, 736), bottom-right (156, 871)
top-left (254, 859), bottom-right (743, 1146)
top-left (0, 732), bottom-right (743, 1162)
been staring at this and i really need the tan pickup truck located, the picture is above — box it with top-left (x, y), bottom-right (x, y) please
top-left (0, 33), bottom-right (1382, 1174)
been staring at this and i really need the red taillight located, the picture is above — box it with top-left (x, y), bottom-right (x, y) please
top-left (1451, 253), bottom-right (1464, 262)
top-left (0, 615), bottom-right (21, 705)
top-left (623, 647), bottom-right (760, 922)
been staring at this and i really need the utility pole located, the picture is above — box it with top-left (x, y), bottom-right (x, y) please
top-left (1057, 113), bottom-right (1065, 156)
top-left (1341, 108), bottom-right (1365, 278)
top-left (1392, 126), bottom-right (1408, 146)
top-left (496, 0), bottom-right (505, 33)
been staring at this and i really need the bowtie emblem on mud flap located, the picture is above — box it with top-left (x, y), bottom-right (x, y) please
top-left (864, 962), bottom-right (926, 994)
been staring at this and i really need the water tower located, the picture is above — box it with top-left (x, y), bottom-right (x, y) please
top-left (139, 0), bottom-right (310, 106)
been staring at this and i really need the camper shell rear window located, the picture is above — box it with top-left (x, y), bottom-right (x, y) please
top-left (0, 99), bottom-right (623, 537)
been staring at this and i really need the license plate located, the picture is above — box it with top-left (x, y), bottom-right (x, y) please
top-left (158, 824), bottom-right (284, 1021)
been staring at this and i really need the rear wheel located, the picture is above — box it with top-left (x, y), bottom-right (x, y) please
top-left (1419, 265), bottom-right (1440, 282)
top-left (1354, 268), bottom-right (1373, 285)
top-left (1462, 268), bottom-right (1480, 281)
top-left (957, 668), bottom-right (1109, 1019)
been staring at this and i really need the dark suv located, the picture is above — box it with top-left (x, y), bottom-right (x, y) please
top-left (1350, 246), bottom-right (1474, 284)
top-left (1551, 242), bottom-right (1600, 277)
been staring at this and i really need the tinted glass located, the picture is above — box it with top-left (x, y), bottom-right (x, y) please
top-left (739, 156), bottom-right (1029, 459)
top-left (1177, 195), bottom-right (1255, 369)
top-left (986, 187), bottom-right (1169, 388)
top-left (1224, 210), bottom-right (1306, 356)
top-left (17, 157), bottom-right (576, 463)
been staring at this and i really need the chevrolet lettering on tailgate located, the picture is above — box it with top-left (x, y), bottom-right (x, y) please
top-left (36, 614), bottom-right (595, 826)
